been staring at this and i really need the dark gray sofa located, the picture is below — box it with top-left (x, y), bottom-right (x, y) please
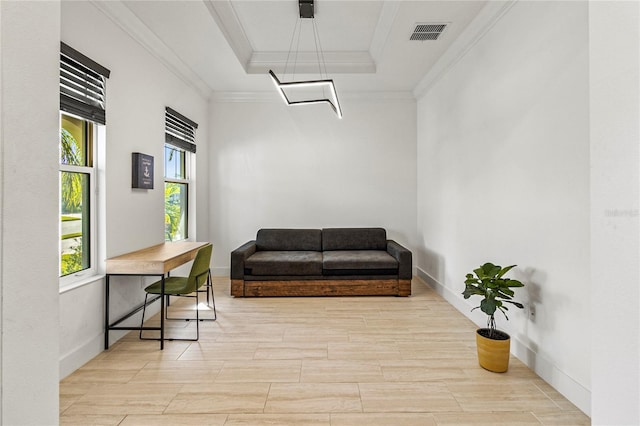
top-left (230, 228), bottom-right (412, 297)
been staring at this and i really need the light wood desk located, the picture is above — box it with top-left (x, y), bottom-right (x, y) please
top-left (105, 241), bottom-right (210, 350)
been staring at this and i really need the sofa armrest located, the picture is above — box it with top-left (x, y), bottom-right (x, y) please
top-left (230, 240), bottom-right (257, 280)
top-left (387, 240), bottom-right (412, 280)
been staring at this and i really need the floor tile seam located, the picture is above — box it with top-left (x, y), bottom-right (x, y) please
top-left (263, 383), bottom-right (273, 414)
top-left (441, 380), bottom-right (468, 413)
top-left (524, 410), bottom-right (545, 424)
top-left (355, 383), bottom-right (366, 414)
top-left (160, 383), bottom-right (190, 416)
top-left (115, 413), bottom-right (128, 426)
top-left (59, 399), bottom-right (74, 417)
top-left (210, 360), bottom-right (225, 382)
top-left (175, 341), bottom-right (196, 362)
top-left (531, 380), bottom-right (567, 411)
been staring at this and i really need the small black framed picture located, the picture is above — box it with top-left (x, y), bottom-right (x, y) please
top-left (132, 152), bottom-right (154, 189)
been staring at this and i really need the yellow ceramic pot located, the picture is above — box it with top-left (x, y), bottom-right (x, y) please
top-left (476, 328), bottom-right (511, 373)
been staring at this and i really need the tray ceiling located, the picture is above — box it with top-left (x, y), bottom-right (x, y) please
top-left (108, 0), bottom-right (489, 95)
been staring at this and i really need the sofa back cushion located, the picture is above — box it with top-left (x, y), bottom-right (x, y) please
top-left (256, 228), bottom-right (322, 251)
top-left (322, 228), bottom-right (387, 251)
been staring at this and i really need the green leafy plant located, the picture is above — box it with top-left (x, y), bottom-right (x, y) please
top-left (462, 262), bottom-right (525, 338)
top-left (61, 243), bottom-right (83, 276)
top-left (60, 128), bottom-right (83, 213)
top-left (165, 183), bottom-right (182, 241)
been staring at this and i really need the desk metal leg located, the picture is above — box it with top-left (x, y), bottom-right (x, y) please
top-left (104, 274), bottom-right (110, 350)
top-left (105, 273), bottom-right (165, 350)
top-left (160, 275), bottom-right (165, 350)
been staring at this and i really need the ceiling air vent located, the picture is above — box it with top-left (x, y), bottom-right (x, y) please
top-left (410, 23), bottom-right (448, 41)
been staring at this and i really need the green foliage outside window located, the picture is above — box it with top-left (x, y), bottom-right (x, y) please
top-left (164, 144), bottom-right (188, 242)
top-left (60, 128), bottom-right (83, 213)
top-left (165, 182), bottom-right (187, 241)
top-left (61, 244), bottom-right (84, 276)
top-left (60, 121), bottom-right (90, 276)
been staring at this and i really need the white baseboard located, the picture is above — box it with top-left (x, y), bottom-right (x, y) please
top-left (59, 303), bottom-right (161, 379)
top-left (415, 267), bottom-right (591, 416)
top-left (59, 333), bottom-right (104, 379)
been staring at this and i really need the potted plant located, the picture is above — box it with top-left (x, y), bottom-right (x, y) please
top-left (462, 262), bottom-right (524, 372)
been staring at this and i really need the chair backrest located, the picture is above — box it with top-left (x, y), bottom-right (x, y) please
top-left (186, 244), bottom-right (212, 293)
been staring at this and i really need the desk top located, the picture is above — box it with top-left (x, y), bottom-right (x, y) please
top-left (106, 241), bottom-right (210, 275)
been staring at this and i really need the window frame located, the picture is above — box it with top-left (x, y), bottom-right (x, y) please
top-left (59, 112), bottom-right (98, 286)
top-left (164, 107), bottom-right (198, 243)
top-left (164, 144), bottom-right (192, 242)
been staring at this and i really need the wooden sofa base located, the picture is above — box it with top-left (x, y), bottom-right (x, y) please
top-left (231, 279), bottom-right (411, 297)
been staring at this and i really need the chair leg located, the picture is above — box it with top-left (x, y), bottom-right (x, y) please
top-left (208, 273), bottom-right (217, 321)
top-left (205, 276), bottom-right (210, 306)
top-left (199, 271), bottom-right (212, 307)
top-left (195, 290), bottom-right (200, 340)
top-left (164, 294), bottom-right (214, 322)
top-left (159, 294), bottom-right (200, 342)
top-left (139, 293), bottom-right (199, 342)
top-left (165, 273), bottom-right (216, 322)
top-left (165, 295), bottom-right (175, 321)
top-left (139, 293), bottom-right (149, 340)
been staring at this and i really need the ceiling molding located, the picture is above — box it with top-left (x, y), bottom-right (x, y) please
top-left (211, 90), bottom-right (415, 103)
top-left (247, 51), bottom-right (376, 74)
top-left (369, 1), bottom-right (401, 63)
top-left (90, 0), bottom-right (212, 99)
top-left (203, 0), bottom-right (382, 75)
top-left (202, 0), bottom-right (253, 70)
top-left (413, 0), bottom-right (518, 99)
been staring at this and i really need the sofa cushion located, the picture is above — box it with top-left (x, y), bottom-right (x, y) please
top-left (322, 228), bottom-right (387, 251)
top-left (323, 250), bottom-right (398, 271)
top-left (245, 251), bottom-right (323, 276)
top-left (256, 229), bottom-right (322, 251)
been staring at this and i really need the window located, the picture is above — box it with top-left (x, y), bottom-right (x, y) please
top-left (164, 144), bottom-right (189, 241)
top-left (60, 114), bottom-right (94, 277)
top-left (164, 107), bottom-right (198, 242)
top-left (59, 42), bottom-right (110, 283)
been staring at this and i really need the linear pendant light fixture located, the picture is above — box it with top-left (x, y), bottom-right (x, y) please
top-left (268, 0), bottom-right (343, 119)
top-left (268, 70), bottom-right (342, 119)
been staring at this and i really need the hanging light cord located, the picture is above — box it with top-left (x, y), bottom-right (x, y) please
top-left (312, 18), bottom-right (329, 80)
top-left (268, 1), bottom-right (342, 119)
top-left (283, 15), bottom-right (329, 84)
top-left (312, 17), bottom-right (329, 97)
top-left (284, 18), bottom-right (302, 82)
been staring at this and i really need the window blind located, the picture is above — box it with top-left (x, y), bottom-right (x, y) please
top-left (60, 43), bottom-right (110, 125)
top-left (165, 107), bottom-right (198, 153)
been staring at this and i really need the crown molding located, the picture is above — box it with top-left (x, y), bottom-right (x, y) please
top-left (90, 0), bottom-right (212, 99)
top-left (203, 0), bottom-right (389, 75)
top-left (211, 90), bottom-right (415, 103)
top-left (202, 0), bottom-right (253, 69)
top-left (413, 0), bottom-right (518, 99)
top-left (248, 51), bottom-right (376, 74)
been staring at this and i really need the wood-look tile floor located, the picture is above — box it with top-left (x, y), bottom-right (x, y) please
top-left (60, 278), bottom-right (590, 425)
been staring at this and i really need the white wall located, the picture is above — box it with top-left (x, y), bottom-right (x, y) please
top-left (416, 0), bottom-right (590, 414)
top-left (0, 1), bottom-right (61, 424)
top-left (209, 95), bottom-right (417, 272)
top-left (59, 1), bottom-right (210, 377)
top-left (589, 2), bottom-right (640, 424)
